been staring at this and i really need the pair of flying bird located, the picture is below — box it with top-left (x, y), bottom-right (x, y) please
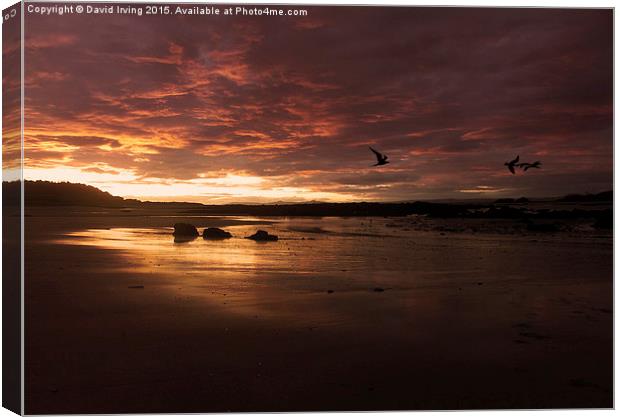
top-left (504, 155), bottom-right (542, 174)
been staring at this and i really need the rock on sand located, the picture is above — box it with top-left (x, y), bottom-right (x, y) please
top-left (203, 227), bottom-right (233, 239)
top-left (173, 223), bottom-right (199, 237)
top-left (246, 230), bottom-right (278, 241)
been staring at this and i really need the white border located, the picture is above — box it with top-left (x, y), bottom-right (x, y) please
top-left (19, 0), bottom-right (24, 415)
top-left (0, 1), bottom-right (615, 417)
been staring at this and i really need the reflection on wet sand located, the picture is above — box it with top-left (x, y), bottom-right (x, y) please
top-left (53, 217), bottom-right (612, 325)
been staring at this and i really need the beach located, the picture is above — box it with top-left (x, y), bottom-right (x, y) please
top-left (24, 206), bottom-right (613, 413)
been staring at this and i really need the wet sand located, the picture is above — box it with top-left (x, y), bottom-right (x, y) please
top-left (25, 207), bottom-right (612, 413)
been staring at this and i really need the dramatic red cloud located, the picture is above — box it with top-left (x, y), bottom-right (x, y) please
top-left (20, 5), bottom-right (612, 202)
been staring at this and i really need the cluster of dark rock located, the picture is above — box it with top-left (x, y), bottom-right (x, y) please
top-left (172, 223), bottom-right (279, 241)
top-left (179, 196), bottom-right (611, 220)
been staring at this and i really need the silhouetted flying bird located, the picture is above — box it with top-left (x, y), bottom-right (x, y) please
top-left (519, 161), bottom-right (541, 171)
top-left (369, 147), bottom-right (389, 166)
top-left (504, 155), bottom-right (519, 174)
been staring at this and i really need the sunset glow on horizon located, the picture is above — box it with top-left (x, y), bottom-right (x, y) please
top-left (14, 6), bottom-right (612, 203)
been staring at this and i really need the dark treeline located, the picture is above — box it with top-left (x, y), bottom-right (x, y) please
top-left (2, 181), bottom-right (201, 208)
top-left (4, 180), bottom-right (137, 207)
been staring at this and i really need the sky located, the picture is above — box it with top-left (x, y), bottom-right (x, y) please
top-left (19, 5), bottom-right (613, 203)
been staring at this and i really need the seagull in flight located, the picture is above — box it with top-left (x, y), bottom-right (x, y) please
top-left (369, 146), bottom-right (389, 166)
top-left (519, 161), bottom-right (542, 171)
top-left (504, 155), bottom-right (519, 174)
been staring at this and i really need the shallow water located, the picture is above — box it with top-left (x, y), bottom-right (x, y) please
top-left (54, 217), bottom-right (515, 288)
top-left (55, 216), bottom-right (610, 285)
top-left (50, 215), bottom-right (613, 329)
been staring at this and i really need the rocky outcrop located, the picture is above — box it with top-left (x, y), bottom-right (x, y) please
top-left (173, 223), bottom-right (199, 237)
top-left (203, 227), bottom-right (233, 239)
top-left (246, 230), bottom-right (278, 241)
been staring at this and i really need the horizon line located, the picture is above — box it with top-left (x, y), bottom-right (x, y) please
top-left (3, 179), bottom-right (612, 206)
